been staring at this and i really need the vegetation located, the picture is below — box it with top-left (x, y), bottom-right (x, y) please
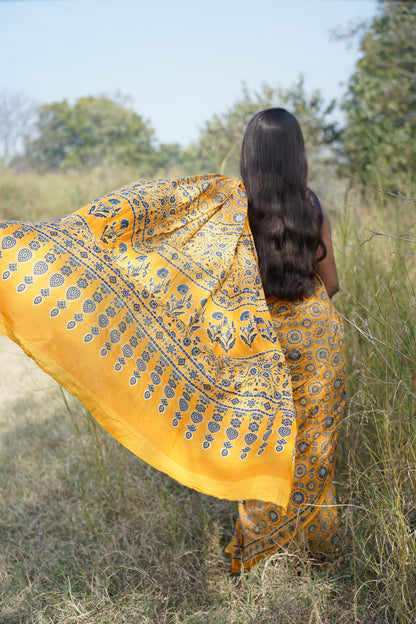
top-left (341, 0), bottom-right (416, 194)
top-left (1, 1), bottom-right (415, 621)
top-left (1, 180), bottom-right (415, 623)
top-left (20, 95), bottom-right (158, 174)
top-left (1, 4), bottom-right (413, 191)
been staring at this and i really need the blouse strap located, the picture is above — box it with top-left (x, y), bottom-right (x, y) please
top-left (307, 188), bottom-right (323, 228)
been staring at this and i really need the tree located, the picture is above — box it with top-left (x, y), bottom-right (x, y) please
top-left (0, 90), bottom-right (36, 166)
top-left (23, 95), bottom-right (158, 173)
top-left (194, 80), bottom-right (338, 176)
top-left (155, 143), bottom-right (208, 177)
top-left (341, 1), bottom-right (416, 193)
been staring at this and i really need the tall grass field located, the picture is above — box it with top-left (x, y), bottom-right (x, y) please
top-left (0, 170), bottom-right (415, 623)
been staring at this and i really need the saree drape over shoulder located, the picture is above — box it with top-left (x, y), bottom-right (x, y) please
top-left (0, 175), bottom-right (298, 507)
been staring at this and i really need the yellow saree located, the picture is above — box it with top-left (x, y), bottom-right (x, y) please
top-left (0, 175), bottom-right (297, 507)
top-left (226, 281), bottom-right (346, 571)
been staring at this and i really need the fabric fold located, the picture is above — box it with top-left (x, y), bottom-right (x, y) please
top-left (0, 174), bottom-right (296, 506)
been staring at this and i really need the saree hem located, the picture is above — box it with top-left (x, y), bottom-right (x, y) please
top-left (0, 301), bottom-right (292, 506)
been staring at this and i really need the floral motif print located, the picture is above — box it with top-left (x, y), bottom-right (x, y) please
top-left (226, 281), bottom-right (346, 572)
top-left (0, 175), bottom-right (297, 506)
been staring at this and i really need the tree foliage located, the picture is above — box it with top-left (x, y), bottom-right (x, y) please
top-left (155, 143), bottom-right (208, 177)
top-left (23, 96), bottom-right (158, 173)
top-left (11, 83), bottom-right (341, 180)
top-left (0, 90), bottom-right (36, 165)
top-left (194, 80), bottom-right (338, 176)
top-left (342, 0), bottom-right (416, 193)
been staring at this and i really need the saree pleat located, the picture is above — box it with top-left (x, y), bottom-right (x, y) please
top-left (226, 281), bottom-right (346, 572)
top-left (0, 175), bottom-right (298, 507)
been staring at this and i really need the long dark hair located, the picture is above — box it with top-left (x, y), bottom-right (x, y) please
top-left (240, 108), bottom-right (326, 301)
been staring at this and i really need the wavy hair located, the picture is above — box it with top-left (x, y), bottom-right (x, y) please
top-left (240, 108), bottom-right (326, 301)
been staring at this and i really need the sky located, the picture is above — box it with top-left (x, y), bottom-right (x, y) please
top-left (0, 0), bottom-right (378, 146)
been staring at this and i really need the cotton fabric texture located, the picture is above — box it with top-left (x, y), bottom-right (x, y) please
top-left (226, 281), bottom-right (346, 571)
top-left (0, 175), bottom-right (298, 507)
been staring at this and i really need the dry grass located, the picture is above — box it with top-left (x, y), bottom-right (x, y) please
top-left (1, 172), bottom-right (416, 623)
top-left (0, 166), bottom-right (148, 222)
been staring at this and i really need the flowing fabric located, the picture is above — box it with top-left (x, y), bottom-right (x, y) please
top-left (226, 281), bottom-right (346, 572)
top-left (0, 174), bottom-right (298, 507)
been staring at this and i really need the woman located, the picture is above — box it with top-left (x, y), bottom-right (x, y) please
top-left (0, 109), bottom-right (345, 574)
top-left (225, 108), bottom-right (346, 572)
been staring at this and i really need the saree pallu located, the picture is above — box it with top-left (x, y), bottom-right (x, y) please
top-left (226, 281), bottom-right (346, 572)
top-left (0, 175), bottom-right (298, 508)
